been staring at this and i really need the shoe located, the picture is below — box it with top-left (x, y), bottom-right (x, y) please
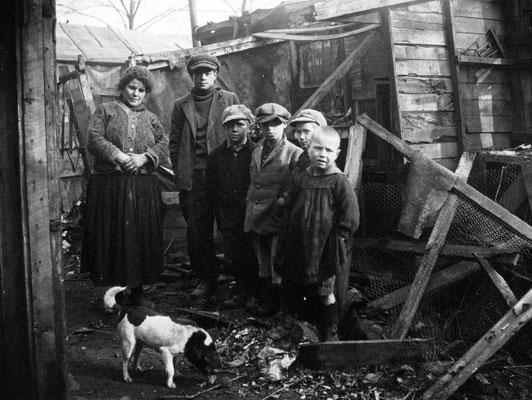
top-left (324, 325), bottom-right (340, 342)
top-left (191, 280), bottom-right (216, 299)
top-left (222, 295), bottom-right (244, 309)
top-left (245, 297), bottom-right (260, 311)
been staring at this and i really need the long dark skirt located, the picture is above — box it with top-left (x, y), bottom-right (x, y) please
top-left (81, 172), bottom-right (164, 287)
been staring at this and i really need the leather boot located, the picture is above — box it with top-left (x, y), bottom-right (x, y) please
top-left (253, 279), bottom-right (280, 317)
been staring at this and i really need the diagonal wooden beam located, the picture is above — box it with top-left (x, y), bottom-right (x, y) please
top-left (421, 288), bottom-right (532, 400)
top-left (357, 114), bottom-right (532, 242)
top-left (390, 151), bottom-right (476, 339)
top-left (292, 31), bottom-right (377, 118)
top-left (474, 254), bottom-right (517, 308)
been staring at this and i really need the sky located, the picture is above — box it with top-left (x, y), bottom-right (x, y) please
top-left (56, 0), bottom-right (287, 38)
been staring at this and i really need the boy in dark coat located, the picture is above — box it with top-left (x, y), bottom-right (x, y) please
top-left (169, 54), bottom-right (240, 298)
top-left (276, 126), bottom-right (359, 341)
top-left (206, 105), bottom-right (259, 310)
top-left (244, 103), bottom-right (303, 317)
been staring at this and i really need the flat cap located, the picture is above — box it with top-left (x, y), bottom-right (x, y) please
top-left (187, 54), bottom-right (220, 74)
top-left (290, 109), bottom-right (327, 127)
top-left (255, 103), bottom-right (291, 123)
top-left (222, 104), bottom-right (254, 125)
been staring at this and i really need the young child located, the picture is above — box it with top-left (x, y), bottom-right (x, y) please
top-left (206, 105), bottom-right (259, 310)
top-left (290, 108), bottom-right (327, 176)
top-left (244, 103), bottom-right (303, 317)
top-left (276, 126), bottom-right (359, 341)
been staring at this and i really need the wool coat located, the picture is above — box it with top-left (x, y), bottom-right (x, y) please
top-left (244, 136), bottom-right (303, 235)
top-left (169, 88), bottom-right (239, 191)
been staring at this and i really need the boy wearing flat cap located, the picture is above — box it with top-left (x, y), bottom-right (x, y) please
top-left (206, 105), bottom-right (259, 310)
top-left (244, 103), bottom-right (303, 317)
top-left (169, 53), bottom-right (240, 299)
top-left (290, 108), bottom-right (327, 176)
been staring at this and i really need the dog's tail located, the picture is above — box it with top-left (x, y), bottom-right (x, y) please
top-left (103, 286), bottom-right (128, 312)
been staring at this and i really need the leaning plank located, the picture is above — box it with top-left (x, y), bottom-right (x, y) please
top-left (297, 339), bottom-right (430, 368)
top-left (474, 254), bottom-right (517, 308)
top-left (421, 288), bottom-right (532, 400)
top-left (356, 238), bottom-right (518, 261)
top-left (293, 32), bottom-right (376, 118)
top-left (369, 261), bottom-right (479, 310)
top-left (343, 124), bottom-right (367, 189)
top-left (357, 114), bottom-right (532, 243)
top-left (390, 152), bottom-right (476, 339)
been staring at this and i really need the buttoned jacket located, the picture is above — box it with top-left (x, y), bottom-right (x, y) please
top-left (244, 137), bottom-right (302, 235)
top-left (169, 88), bottom-right (239, 190)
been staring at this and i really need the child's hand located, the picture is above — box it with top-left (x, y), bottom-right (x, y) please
top-left (272, 197), bottom-right (285, 217)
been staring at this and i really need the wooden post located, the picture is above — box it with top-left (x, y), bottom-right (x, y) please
top-left (390, 152), bottom-right (476, 339)
top-left (443, 0), bottom-right (467, 153)
top-left (422, 288), bottom-right (532, 400)
top-left (17, 0), bottom-right (68, 398)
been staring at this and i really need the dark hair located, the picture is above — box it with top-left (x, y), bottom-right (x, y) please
top-left (117, 66), bottom-right (153, 94)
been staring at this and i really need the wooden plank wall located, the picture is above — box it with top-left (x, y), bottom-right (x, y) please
top-left (453, 0), bottom-right (512, 151)
top-left (389, 0), bottom-right (511, 170)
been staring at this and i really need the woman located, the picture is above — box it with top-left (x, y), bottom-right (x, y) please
top-left (81, 66), bottom-right (168, 307)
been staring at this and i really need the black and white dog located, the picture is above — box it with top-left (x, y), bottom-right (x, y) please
top-left (104, 286), bottom-right (220, 388)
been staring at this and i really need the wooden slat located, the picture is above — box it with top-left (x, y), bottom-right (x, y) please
top-left (369, 261), bottom-right (480, 309)
top-left (399, 93), bottom-right (453, 112)
top-left (461, 99), bottom-right (513, 116)
top-left (396, 59), bottom-right (451, 76)
top-left (460, 83), bottom-right (512, 100)
top-left (466, 133), bottom-right (511, 150)
top-left (452, 1), bottom-right (504, 20)
top-left (453, 17), bottom-right (506, 35)
top-left (293, 31), bottom-right (377, 117)
top-left (474, 255), bottom-right (517, 307)
top-left (403, 127), bottom-right (457, 143)
top-left (393, 27), bottom-right (446, 46)
top-left (297, 339), bottom-right (429, 368)
top-left (397, 77), bottom-right (452, 93)
top-left (313, 0), bottom-right (423, 21)
top-left (391, 9), bottom-right (444, 24)
top-left (394, 45), bottom-right (449, 60)
top-left (460, 67), bottom-right (511, 84)
top-left (422, 288), bottom-right (532, 400)
top-left (457, 55), bottom-right (515, 67)
top-left (391, 152), bottom-right (476, 339)
top-left (410, 142), bottom-right (459, 159)
top-left (464, 116), bottom-right (513, 133)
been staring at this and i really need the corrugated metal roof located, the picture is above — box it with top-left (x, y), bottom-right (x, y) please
top-left (56, 23), bottom-right (192, 64)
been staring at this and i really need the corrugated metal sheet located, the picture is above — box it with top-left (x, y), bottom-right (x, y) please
top-left (56, 23), bottom-right (191, 63)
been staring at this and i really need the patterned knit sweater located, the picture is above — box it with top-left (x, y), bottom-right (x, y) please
top-left (87, 100), bottom-right (168, 174)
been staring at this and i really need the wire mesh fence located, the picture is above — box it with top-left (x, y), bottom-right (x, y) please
top-left (351, 164), bottom-right (532, 359)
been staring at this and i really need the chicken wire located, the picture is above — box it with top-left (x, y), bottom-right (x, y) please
top-left (352, 165), bottom-right (532, 358)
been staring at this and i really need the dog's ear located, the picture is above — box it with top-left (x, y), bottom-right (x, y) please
top-left (184, 330), bottom-right (215, 373)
